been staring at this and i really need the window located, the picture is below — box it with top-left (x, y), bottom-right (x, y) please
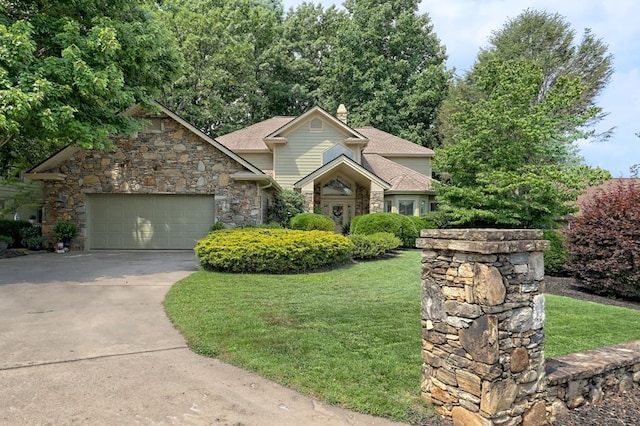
top-left (322, 176), bottom-right (353, 196)
top-left (310, 117), bottom-right (323, 131)
top-left (384, 200), bottom-right (392, 213)
top-left (399, 200), bottom-right (414, 216)
top-left (420, 200), bottom-right (426, 216)
top-left (430, 202), bottom-right (439, 212)
top-left (323, 143), bottom-right (354, 164)
top-left (142, 117), bottom-right (163, 133)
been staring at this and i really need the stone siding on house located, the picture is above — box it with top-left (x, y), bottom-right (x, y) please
top-left (42, 113), bottom-right (263, 249)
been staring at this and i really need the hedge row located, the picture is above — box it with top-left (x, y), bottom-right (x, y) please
top-left (195, 228), bottom-right (353, 274)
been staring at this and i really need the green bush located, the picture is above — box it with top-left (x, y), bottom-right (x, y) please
top-left (290, 213), bottom-right (334, 231)
top-left (0, 219), bottom-right (32, 248)
top-left (266, 190), bottom-right (305, 227)
top-left (20, 225), bottom-right (45, 250)
top-left (407, 215), bottom-right (438, 233)
top-left (565, 180), bottom-right (640, 300)
top-left (53, 221), bottom-right (78, 241)
top-left (543, 230), bottom-right (568, 276)
top-left (195, 228), bottom-right (354, 273)
top-left (350, 213), bottom-right (418, 248)
top-left (349, 232), bottom-right (401, 260)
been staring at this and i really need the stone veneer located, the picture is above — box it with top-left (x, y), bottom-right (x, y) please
top-left (42, 111), bottom-right (265, 249)
top-left (545, 341), bottom-right (640, 422)
top-left (416, 229), bottom-right (550, 426)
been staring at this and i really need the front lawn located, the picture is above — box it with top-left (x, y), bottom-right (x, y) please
top-left (164, 250), bottom-right (640, 423)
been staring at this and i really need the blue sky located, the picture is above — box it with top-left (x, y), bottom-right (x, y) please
top-left (282, 0), bottom-right (639, 177)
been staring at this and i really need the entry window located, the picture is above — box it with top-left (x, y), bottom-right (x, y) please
top-left (322, 176), bottom-right (353, 196)
top-left (399, 200), bottom-right (414, 216)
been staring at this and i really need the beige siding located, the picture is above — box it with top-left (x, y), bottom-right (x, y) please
top-left (240, 153), bottom-right (273, 171)
top-left (387, 157), bottom-right (432, 177)
top-left (274, 124), bottom-right (356, 189)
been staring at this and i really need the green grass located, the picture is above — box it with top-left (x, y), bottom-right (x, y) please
top-left (165, 250), bottom-right (640, 422)
top-left (544, 294), bottom-right (640, 357)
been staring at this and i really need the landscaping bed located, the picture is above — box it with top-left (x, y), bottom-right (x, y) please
top-left (0, 248), bottom-right (26, 259)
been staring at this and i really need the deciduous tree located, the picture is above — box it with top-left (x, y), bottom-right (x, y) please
top-left (0, 0), bottom-right (181, 177)
top-left (434, 59), bottom-right (610, 228)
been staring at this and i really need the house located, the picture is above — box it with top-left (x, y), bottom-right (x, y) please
top-left (217, 104), bottom-right (436, 229)
top-left (22, 103), bottom-right (435, 250)
top-left (22, 103), bottom-right (280, 250)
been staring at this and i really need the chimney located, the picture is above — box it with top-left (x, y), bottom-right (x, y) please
top-left (336, 104), bottom-right (347, 124)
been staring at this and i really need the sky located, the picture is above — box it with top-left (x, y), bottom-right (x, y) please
top-left (282, 0), bottom-right (640, 177)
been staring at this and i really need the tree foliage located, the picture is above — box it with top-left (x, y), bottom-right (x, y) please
top-left (434, 58), bottom-right (611, 228)
top-left (161, 0), bottom-right (450, 147)
top-left (0, 0), bottom-right (181, 177)
top-left (479, 9), bottom-right (613, 141)
top-left (565, 180), bottom-right (640, 300)
top-left (157, 0), bottom-right (283, 137)
top-left (318, 0), bottom-right (450, 147)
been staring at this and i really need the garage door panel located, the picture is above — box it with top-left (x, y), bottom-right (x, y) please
top-left (88, 194), bottom-right (215, 250)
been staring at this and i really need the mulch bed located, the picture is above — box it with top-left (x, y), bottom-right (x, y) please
top-left (0, 248), bottom-right (27, 259)
top-left (545, 276), bottom-right (640, 425)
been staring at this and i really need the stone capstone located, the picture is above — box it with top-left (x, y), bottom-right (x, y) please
top-left (460, 315), bottom-right (499, 365)
top-left (473, 264), bottom-right (506, 306)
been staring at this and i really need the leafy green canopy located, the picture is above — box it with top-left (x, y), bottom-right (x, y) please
top-left (434, 59), bottom-right (610, 228)
top-left (0, 0), bottom-right (181, 177)
top-left (160, 0), bottom-right (451, 147)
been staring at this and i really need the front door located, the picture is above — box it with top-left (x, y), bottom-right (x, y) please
top-left (328, 202), bottom-right (353, 233)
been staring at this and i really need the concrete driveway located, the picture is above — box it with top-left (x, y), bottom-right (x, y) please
top-left (0, 251), bottom-right (403, 426)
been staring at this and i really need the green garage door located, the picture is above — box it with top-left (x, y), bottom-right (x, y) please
top-left (88, 194), bottom-right (215, 249)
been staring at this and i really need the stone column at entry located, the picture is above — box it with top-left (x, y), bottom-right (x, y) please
top-left (416, 229), bottom-right (550, 426)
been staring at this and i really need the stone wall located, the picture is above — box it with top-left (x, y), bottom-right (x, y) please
top-left (546, 341), bottom-right (640, 422)
top-left (417, 229), bottom-right (550, 426)
top-left (42, 112), bottom-right (264, 249)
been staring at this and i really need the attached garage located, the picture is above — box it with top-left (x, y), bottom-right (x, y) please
top-left (87, 194), bottom-right (215, 250)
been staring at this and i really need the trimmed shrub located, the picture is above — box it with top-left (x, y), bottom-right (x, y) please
top-left (195, 228), bottom-right (354, 274)
top-left (0, 219), bottom-right (32, 248)
top-left (349, 232), bottom-right (402, 260)
top-left (20, 225), bottom-right (45, 250)
top-left (290, 213), bottom-right (334, 231)
top-left (542, 230), bottom-right (568, 276)
top-left (565, 180), bottom-right (640, 299)
top-left (350, 213), bottom-right (418, 248)
top-left (407, 215), bottom-right (438, 233)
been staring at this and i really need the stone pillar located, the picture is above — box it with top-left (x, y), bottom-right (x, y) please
top-left (416, 229), bottom-right (550, 426)
top-left (369, 183), bottom-right (384, 213)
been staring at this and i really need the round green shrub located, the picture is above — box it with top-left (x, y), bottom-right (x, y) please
top-left (290, 213), bottom-right (335, 231)
top-left (349, 232), bottom-right (402, 260)
top-left (195, 228), bottom-right (354, 273)
top-left (543, 230), bottom-right (568, 276)
top-left (350, 213), bottom-right (418, 248)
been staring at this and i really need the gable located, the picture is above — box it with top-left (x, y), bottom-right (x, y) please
top-left (25, 102), bottom-right (275, 187)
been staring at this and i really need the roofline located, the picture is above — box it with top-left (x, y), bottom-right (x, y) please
top-left (265, 105), bottom-right (369, 142)
top-left (294, 154), bottom-right (390, 190)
